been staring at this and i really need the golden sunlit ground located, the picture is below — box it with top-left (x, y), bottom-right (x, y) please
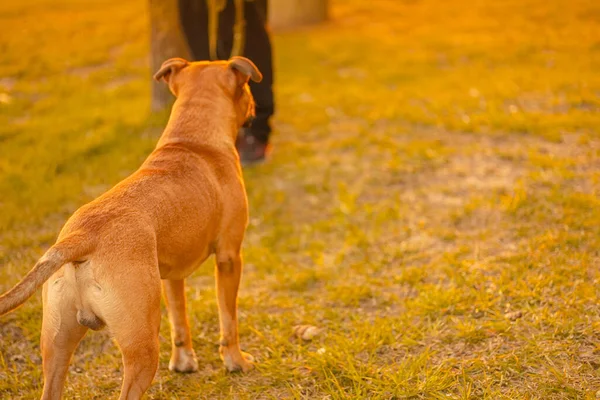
top-left (1, 0), bottom-right (600, 398)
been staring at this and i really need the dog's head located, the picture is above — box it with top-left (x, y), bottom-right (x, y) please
top-left (153, 57), bottom-right (262, 127)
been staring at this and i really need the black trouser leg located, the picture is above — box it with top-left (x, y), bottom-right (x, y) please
top-left (178, 0), bottom-right (210, 61)
top-left (178, 0), bottom-right (274, 144)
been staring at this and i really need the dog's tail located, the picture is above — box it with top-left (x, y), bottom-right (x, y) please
top-left (0, 231), bottom-right (95, 316)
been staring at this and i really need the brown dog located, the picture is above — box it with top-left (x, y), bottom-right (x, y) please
top-left (0, 57), bottom-right (262, 399)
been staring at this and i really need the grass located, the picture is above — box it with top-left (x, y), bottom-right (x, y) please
top-left (1, 0), bottom-right (599, 398)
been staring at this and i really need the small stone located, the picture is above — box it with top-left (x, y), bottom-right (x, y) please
top-left (296, 366), bottom-right (312, 375)
top-left (293, 325), bottom-right (322, 341)
top-left (11, 355), bottom-right (25, 363)
top-left (505, 311), bottom-right (523, 321)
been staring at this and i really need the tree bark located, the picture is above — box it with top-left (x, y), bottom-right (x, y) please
top-left (149, 0), bottom-right (191, 112)
top-left (269, 0), bottom-right (328, 31)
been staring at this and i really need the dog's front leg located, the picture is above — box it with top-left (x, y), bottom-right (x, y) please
top-left (162, 279), bottom-right (198, 373)
top-left (215, 252), bottom-right (253, 372)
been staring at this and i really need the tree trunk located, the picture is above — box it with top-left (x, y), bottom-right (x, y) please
top-left (149, 0), bottom-right (191, 112)
top-left (269, 0), bottom-right (328, 31)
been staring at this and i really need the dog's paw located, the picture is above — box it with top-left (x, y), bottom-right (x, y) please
top-left (169, 348), bottom-right (199, 373)
top-left (222, 350), bottom-right (255, 373)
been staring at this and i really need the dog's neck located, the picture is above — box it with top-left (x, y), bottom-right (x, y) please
top-left (155, 95), bottom-right (239, 154)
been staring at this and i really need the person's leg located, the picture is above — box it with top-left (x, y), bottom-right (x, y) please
top-left (219, 0), bottom-right (275, 163)
top-left (241, 0), bottom-right (274, 145)
top-left (180, 0), bottom-right (275, 164)
top-left (178, 0), bottom-right (210, 60)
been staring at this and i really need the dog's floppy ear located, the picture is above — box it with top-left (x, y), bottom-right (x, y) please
top-left (228, 56), bottom-right (262, 85)
top-left (153, 58), bottom-right (189, 84)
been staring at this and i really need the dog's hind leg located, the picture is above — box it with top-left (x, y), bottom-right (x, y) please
top-left (162, 279), bottom-right (198, 372)
top-left (40, 278), bottom-right (88, 400)
top-left (100, 261), bottom-right (161, 400)
top-left (215, 249), bottom-right (253, 372)
top-left (114, 325), bottom-right (160, 400)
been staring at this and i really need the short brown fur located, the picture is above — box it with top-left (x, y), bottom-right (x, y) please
top-left (0, 57), bottom-right (262, 400)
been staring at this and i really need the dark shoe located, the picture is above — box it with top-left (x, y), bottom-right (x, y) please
top-left (236, 132), bottom-right (270, 166)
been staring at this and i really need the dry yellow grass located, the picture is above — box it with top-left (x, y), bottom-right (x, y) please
top-left (1, 0), bottom-right (599, 398)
